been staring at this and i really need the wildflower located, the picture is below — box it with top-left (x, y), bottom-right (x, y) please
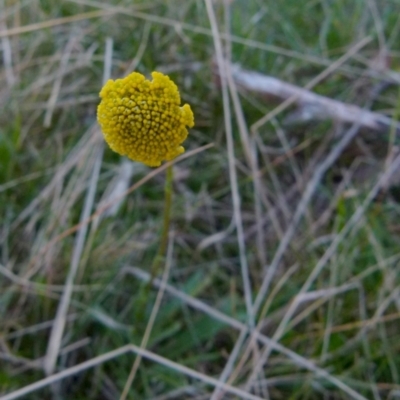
top-left (97, 71), bottom-right (194, 167)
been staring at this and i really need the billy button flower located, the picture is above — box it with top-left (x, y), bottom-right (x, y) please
top-left (97, 71), bottom-right (194, 167)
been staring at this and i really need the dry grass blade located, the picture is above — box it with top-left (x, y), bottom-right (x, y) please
top-left (246, 153), bottom-right (400, 390)
top-left (210, 328), bottom-right (249, 400)
top-left (43, 36), bottom-right (76, 127)
top-left (43, 142), bottom-right (104, 375)
top-left (10, 126), bottom-right (99, 233)
top-left (0, 9), bottom-right (117, 39)
top-left (250, 36), bottom-right (372, 133)
top-left (0, 19), bottom-right (16, 86)
top-left (29, 143), bottom-right (214, 269)
top-left (68, 0), bottom-right (386, 78)
top-left (119, 236), bottom-right (175, 400)
top-left (42, 38), bottom-right (112, 376)
top-left (204, 0), bottom-right (255, 329)
top-left (226, 62), bottom-right (267, 267)
top-left (253, 122), bottom-right (362, 316)
top-left (230, 63), bottom-right (400, 134)
top-left (2, 1), bottom-right (399, 399)
top-left (123, 266), bottom-right (368, 400)
top-left (1, 344), bottom-right (266, 400)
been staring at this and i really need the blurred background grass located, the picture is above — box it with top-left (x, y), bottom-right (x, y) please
top-left (1, 0), bottom-right (400, 399)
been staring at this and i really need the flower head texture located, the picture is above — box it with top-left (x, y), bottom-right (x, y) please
top-left (97, 71), bottom-right (194, 167)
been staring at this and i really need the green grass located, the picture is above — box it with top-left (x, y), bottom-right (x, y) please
top-left (1, 0), bottom-right (400, 399)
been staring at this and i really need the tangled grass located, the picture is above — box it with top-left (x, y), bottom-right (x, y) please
top-left (1, 0), bottom-right (400, 399)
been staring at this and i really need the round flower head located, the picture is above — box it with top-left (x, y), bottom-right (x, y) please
top-left (97, 71), bottom-right (194, 167)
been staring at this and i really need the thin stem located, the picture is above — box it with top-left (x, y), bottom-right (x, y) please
top-left (125, 165), bottom-right (174, 399)
top-left (149, 164), bottom-right (173, 280)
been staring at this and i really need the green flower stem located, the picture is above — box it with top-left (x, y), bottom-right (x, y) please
top-left (121, 166), bottom-right (174, 399)
top-left (149, 164), bottom-right (173, 281)
top-left (135, 165), bottom-right (173, 323)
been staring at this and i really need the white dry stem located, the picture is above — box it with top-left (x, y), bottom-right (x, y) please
top-left (253, 122), bottom-right (362, 318)
top-left (44, 36), bottom-right (76, 127)
top-left (1, 344), bottom-right (266, 400)
top-left (101, 160), bottom-right (135, 219)
top-left (124, 20), bottom-right (151, 74)
top-left (210, 328), bottom-right (248, 400)
top-left (14, 143), bottom-right (213, 275)
top-left (43, 143), bottom-right (104, 375)
top-left (226, 61), bottom-right (267, 267)
top-left (245, 153), bottom-right (400, 390)
top-left (123, 266), bottom-right (367, 400)
top-left (212, 1), bottom-right (268, 395)
top-left (0, 9), bottom-right (118, 39)
top-left (68, 0), bottom-right (391, 80)
top-left (196, 215), bottom-right (235, 252)
top-left (43, 38), bottom-right (113, 376)
top-left (249, 36), bottom-right (372, 133)
top-left (0, 18), bottom-right (15, 87)
top-left (230, 63), bottom-right (400, 133)
top-left (204, 0), bottom-right (255, 329)
top-left (213, 35), bottom-right (375, 398)
top-left (11, 125), bottom-right (98, 233)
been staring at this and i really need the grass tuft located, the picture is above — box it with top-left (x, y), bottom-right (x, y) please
top-left (1, 0), bottom-right (400, 399)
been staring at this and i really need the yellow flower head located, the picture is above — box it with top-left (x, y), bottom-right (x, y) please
top-left (97, 71), bottom-right (194, 167)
